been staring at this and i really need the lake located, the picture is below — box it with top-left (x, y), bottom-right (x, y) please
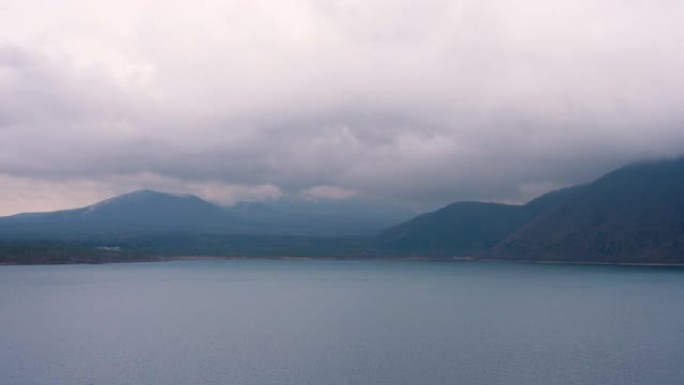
top-left (1, 260), bottom-right (683, 385)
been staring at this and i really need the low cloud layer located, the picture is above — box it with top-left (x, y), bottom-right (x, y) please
top-left (1, 0), bottom-right (684, 214)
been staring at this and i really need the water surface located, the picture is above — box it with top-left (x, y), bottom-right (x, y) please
top-left (1, 260), bottom-right (683, 385)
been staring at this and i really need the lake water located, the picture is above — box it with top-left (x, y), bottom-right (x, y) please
top-left (1, 260), bottom-right (683, 385)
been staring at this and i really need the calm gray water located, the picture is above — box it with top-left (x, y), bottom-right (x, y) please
top-left (1, 260), bottom-right (683, 385)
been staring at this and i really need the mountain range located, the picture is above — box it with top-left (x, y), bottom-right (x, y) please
top-left (379, 157), bottom-right (684, 263)
top-left (1, 157), bottom-right (684, 264)
top-left (0, 191), bottom-right (415, 238)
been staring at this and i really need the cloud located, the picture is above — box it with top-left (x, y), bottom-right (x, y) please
top-left (0, 172), bottom-right (283, 214)
top-left (302, 185), bottom-right (357, 201)
top-left (1, 0), bottom-right (684, 214)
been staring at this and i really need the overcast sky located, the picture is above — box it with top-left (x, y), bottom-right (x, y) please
top-left (1, 0), bottom-right (684, 215)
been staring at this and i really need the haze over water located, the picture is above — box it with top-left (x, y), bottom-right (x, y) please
top-left (1, 260), bottom-right (683, 385)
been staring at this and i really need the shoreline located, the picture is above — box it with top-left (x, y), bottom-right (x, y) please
top-left (476, 258), bottom-right (684, 268)
top-left (2, 255), bottom-right (684, 267)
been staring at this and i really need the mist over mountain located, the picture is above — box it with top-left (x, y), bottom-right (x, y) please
top-left (0, 190), bottom-right (414, 238)
top-left (1, 157), bottom-right (684, 264)
top-left (3, 0), bottom-right (684, 217)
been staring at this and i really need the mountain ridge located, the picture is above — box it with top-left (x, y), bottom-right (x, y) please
top-left (2, 157), bottom-right (684, 264)
top-left (0, 190), bottom-right (414, 238)
top-left (378, 157), bottom-right (684, 263)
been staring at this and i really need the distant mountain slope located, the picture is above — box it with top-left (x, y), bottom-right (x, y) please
top-left (378, 157), bottom-right (684, 263)
top-left (377, 202), bottom-right (526, 254)
top-left (0, 190), bottom-right (231, 237)
top-left (0, 190), bottom-right (415, 238)
top-left (376, 182), bottom-right (581, 255)
top-left (3, 158), bottom-right (684, 263)
top-left (226, 198), bottom-right (415, 236)
top-left (495, 158), bottom-right (684, 262)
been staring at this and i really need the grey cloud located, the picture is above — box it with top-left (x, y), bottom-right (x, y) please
top-left (1, 0), bottom-right (684, 214)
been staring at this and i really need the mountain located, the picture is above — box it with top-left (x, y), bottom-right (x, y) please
top-left (378, 157), bottom-right (684, 263)
top-left (495, 158), bottom-right (684, 263)
top-left (0, 190), bottom-right (231, 238)
top-left (376, 181), bottom-right (580, 255)
top-left (0, 190), bottom-right (415, 239)
top-left (224, 198), bottom-right (416, 236)
top-left (377, 201), bottom-right (526, 254)
top-left (3, 157), bottom-right (684, 264)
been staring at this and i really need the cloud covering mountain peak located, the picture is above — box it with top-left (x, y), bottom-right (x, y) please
top-left (1, 0), bottom-right (684, 214)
